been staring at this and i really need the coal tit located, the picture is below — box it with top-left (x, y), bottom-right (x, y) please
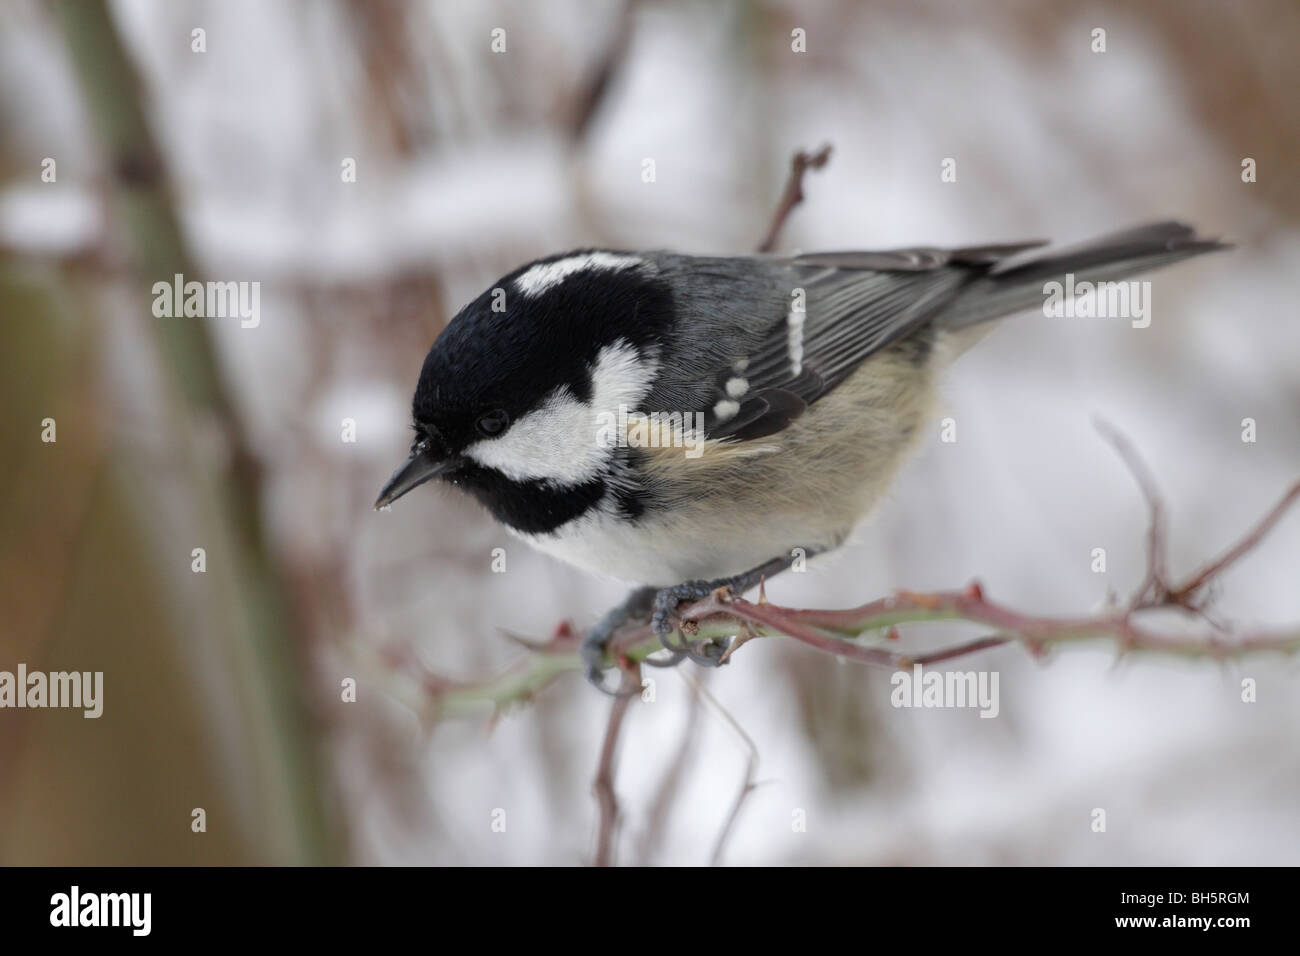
top-left (376, 223), bottom-right (1224, 690)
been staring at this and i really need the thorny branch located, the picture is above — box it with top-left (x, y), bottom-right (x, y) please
top-left (377, 432), bottom-right (1300, 721)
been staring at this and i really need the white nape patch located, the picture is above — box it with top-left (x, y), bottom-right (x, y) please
top-left (712, 399), bottom-right (740, 421)
top-left (464, 340), bottom-right (657, 486)
top-left (514, 252), bottom-right (643, 298)
top-left (725, 376), bottom-right (749, 399)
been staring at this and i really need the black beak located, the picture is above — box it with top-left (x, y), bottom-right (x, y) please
top-left (374, 439), bottom-right (454, 509)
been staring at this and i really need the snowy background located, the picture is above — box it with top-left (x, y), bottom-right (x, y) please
top-left (1, 0), bottom-right (1297, 865)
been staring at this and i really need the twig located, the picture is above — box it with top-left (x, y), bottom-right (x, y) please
top-left (592, 662), bottom-right (640, 867)
top-left (1171, 480), bottom-right (1300, 601)
top-left (756, 143), bottom-right (833, 253)
top-left (635, 677), bottom-right (703, 865)
top-left (1094, 419), bottom-right (1169, 604)
top-left (1096, 419), bottom-right (1300, 623)
top-left (679, 673), bottom-right (761, 867)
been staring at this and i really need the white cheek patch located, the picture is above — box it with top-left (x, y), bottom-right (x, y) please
top-left (464, 340), bottom-right (658, 486)
top-left (514, 253), bottom-right (644, 298)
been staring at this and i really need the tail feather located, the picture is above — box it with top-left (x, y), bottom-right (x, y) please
top-left (940, 221), bottom-right (1229, 330)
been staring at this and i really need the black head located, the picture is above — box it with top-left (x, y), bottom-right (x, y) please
top-left (375, 251), bottom-right (674, 530)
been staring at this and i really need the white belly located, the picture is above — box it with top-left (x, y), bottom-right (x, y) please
top-left (514, 501), bottom-right (838, 586)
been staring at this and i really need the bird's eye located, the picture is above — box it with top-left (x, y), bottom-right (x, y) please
top-left (475, 409), bottom-right (509, 437)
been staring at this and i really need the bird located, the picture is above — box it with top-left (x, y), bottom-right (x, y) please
top-left (375, 221), bottom-right (1226, 692)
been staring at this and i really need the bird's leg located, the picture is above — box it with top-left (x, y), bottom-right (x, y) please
top-left (652, 550), bottom-right (816, 667)
top-left (580, 585), bottom-right (675, 695)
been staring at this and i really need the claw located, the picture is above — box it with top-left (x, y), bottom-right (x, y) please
top-left (652, 582), bottom-right (731, 667)
top-left (580, 637), bottom-right (613, 692)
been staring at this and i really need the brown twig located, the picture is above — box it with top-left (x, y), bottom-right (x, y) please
top-left (1094, 419), bottom-right (1300, 628)
top-left (756, 143), bottom-right (833, 253)
top-left (1170, 479), bottom-right (1300, 602)
top-left (635, 676), bottom-right (704, 865)
top-left (678, 673), bottom-right (761, 867)
top-left (1093, 419), bottom-right (1170, 604)
top-left (592, 662), bottom-right (640, 867)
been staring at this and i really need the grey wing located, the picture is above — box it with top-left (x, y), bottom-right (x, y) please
top-left (686, 240), bottom-right (1046, 442)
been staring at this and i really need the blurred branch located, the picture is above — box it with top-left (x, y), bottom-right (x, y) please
top-left (345, 0), bottom-right (426, 156)
top-left (567, 0), bottom-right (640, 141)
top-left (52, 0), bottom-right (339, 863)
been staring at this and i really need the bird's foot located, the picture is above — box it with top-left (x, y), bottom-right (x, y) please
top-left (651, 580), bottom-right (735, 667)
top-left (580, 586), bottom-right (670, 696)
top-left (583, 550), bottom-right (818, 692)
top-left (650, 549), bottom-right (819, 670)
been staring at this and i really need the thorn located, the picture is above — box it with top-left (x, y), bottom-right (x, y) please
top-left (964, 580), bottom-right (984, 601)
top-left (758, 576), bottom-right (769, 604)
top-left (720, 621), bottom-right (760, 663)
top-left (885, 626), bottom-right (900, 641)
top-left (718, 637), bottom-right (742, 663)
